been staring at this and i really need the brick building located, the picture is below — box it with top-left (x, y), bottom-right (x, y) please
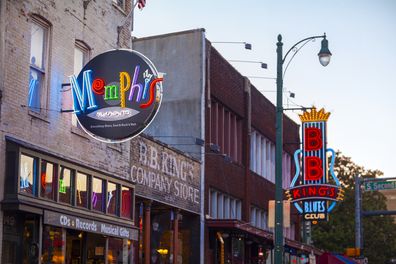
top-left (0, 0), bottom-right (139, 263)
top-left (134, 29), bottom-right (322, 263)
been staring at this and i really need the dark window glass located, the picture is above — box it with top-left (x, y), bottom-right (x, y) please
top-left (20, 154), bottom-right (37, 195)
top-left (40, 160), bottom-right (57, 200)
top-left (121, 187), bottom-right (132, 219)
top-left (76, 172), bottom-right (88, 208)
top-left (59, 166), bottom-right (73, 204)
top-left (92, 177), bottom-right (104, 212)
top-left (107, 182), bottom-right (118, 215)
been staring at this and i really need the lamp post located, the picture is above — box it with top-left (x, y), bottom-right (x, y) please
top-left (274, 33), bottom-right (332, 263)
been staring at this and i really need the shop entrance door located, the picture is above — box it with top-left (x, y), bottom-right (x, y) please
top-left (66, 230), bottom-right (83, 264)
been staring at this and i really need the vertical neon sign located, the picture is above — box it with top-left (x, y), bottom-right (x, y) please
top-left (287, 107), bottom-right (343, 223)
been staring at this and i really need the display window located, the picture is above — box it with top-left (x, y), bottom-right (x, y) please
top-left (121, 187), bottom-right (133, 219)
top-left (59, 166), bottom-right (73, 204)
top-left (19, 154), bottom-right (37, 195)
top-left (76, 172), bottom-right (89, 208)
top-left (40, 160), bottom-right (57, 200)
top-left (92, 177), bottom-right (104, 212)
top-left (42, 226), bottom-right (63, 263)
top-left (107, 182), bottom-right (119, 216)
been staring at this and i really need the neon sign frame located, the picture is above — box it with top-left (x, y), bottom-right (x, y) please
top-left (287, 107), bottom-right (343, 223)
top-left (69, 49), bottom-right (163, 143)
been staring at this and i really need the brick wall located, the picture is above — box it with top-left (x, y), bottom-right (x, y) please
top-left (0, 0), bottom-right (133, 179)
top-left (0, 0), bottom-right (132, 258)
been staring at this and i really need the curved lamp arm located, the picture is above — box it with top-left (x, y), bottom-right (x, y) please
top-left (282, 34), bottom-right (326, 64)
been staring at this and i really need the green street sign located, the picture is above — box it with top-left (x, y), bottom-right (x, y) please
top-left (364, 181), bottom-right (396, 191)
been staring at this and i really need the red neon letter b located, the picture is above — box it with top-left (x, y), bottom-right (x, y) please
top-left (305, 127), bottom-right (322, 151)
top-left (305, 156), bottom-right (323, 181)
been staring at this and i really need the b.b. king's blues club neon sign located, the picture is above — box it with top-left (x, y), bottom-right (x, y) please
top-left (286, 107), bottom-right (343, 224)
top-left (69, 49), bottom-right (163, 143)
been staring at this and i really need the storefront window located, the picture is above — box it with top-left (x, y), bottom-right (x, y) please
top-left (107, 182), bottom-right (118, 215)
top-left (108, 237), bottom-right (126, 263)
top-left (86, 233), bottom-right (106, 264)
top-left (121, 187), bottom-right (132, 219)
top-left (92, 177), bottom-right (104, 212)
top-left (150, 212), bottom-right (171, 264)
top-left (42, 226), bottom-right (63, 264)
top-left (76, 172), bottom-right (88, 208)
top-left (40, 160), bottom-right (57, 200)
top-left (20, 154), bottom-right (37, 195)
top-left (59, 166), bottom-right (73, 204)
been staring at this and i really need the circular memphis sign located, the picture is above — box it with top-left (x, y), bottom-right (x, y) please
top-left (70, 49), bottom-right (163, 143)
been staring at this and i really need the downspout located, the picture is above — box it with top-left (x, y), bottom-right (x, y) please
top-left (200, 29), bottom-right (206, 264)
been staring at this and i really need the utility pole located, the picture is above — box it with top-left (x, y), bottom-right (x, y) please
top-left (355, 175), bottom-right (362, 256)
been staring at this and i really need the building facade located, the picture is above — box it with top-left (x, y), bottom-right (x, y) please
top-left (0, 0), bottom-right (139, 263)
top-left (134, 29), bottom-right (322, 263)
top-left (129, 135), bottom-right (201, 264)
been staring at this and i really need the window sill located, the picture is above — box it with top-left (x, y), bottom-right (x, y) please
top-left (112, 2), bottom-right (127, 16)
top-left (71, 126), bottom-right (90, 140)
top-left (107, 143), bottom-right (123, 153)
top-left (28, 110), bottom-right (50, 124)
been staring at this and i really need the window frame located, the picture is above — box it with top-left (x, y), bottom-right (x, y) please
top-left (17, 147), bottom-right (135, 221)
top-left (72, 40), bottom-right (91, 128)
top-left (28, 15), bottom-right (51, 115)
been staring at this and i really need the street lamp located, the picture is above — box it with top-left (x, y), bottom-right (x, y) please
top-left (274, 33), bottom-right (332, 263)
top-left (211, 41), bottom-right (252, 50)
top-left (228, 60), bottom-right (268, 69)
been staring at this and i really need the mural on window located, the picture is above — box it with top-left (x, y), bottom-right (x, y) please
top-left (59, 166), bottom-right (72, 204)
top-left (20, 154), bottom-right (36, 195)
top-left (76, 172), bottom-right (88, 208)
top-left (92, 177), bottom-right (104, 212)
top-left (107, 182), bottom-right (118, 215)
top-left (40, 160), bottom-right (57, 200)
top-left (121, 187), bottom-right (132, 219)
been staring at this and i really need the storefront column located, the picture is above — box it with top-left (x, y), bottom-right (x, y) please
top-left (144, 201), bottom-right (152, 264)
top-left (172, 209), bottom-right (180, 264)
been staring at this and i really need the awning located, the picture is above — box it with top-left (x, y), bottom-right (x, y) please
top-left (319, 252), bottom-right (358, 264)
top-left (206, 219), bottom-right (323, 255)
top-left (206, 219), bottom-right (273, 240)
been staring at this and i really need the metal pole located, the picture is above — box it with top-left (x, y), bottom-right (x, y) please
top-left (355, 175), bottom-right (362, 256)
top-left (275, 34), bottom-right (284, 263)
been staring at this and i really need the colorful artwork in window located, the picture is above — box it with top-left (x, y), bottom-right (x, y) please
top-left (20, 154), bottom-right (36, 195)
top-left (28, 68), bottom-right (42, 111)
top-left (107, 182), bottom-right (118, 215)
top-left (92, 177), bottom-right (104, 212)
top-left (59, 166), bottom-right (72, 204)
top-left (40, 160), bottom-right (57, 200)
top-left (121, 187), bottom-right (132, 219)
top-left (76, 172), bottom-right (88, 208)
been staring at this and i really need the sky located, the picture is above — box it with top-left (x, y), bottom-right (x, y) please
top-left (133, 0), bottom-right (396, 178)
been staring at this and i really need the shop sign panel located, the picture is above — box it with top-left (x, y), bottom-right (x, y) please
top-left (286, 107), bottom-right (343, 224)
top-left (44, 211), bottom-right (138, 240)
top-left (69, 49), bottom-right (164, 143)
top-left (129, 137), bottom-right (201, 213)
